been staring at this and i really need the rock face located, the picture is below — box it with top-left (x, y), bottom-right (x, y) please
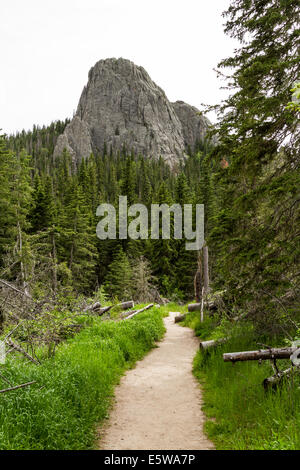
top-left (172, 101), bottom-right (211, 152)
top-left (54, 116), bottom-right (92, 163)
top-left (54, 58), bottom-right (212, 167)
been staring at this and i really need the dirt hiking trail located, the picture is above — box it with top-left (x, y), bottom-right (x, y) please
top-left (98, 311), bottom-right (214, 450)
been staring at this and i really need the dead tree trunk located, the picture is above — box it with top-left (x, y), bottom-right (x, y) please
top-left (6, 339), bottom-right (40, 365)
top-left (84, 301), bottom-right (102, 313)
top-left (0, 279), bottom-right (32, 299)
top-left (117, 300), bottom-right (134, 310)
top-left (223, 347), bottom-right (296, 363)
top-left (99, 306), bottom-right (112, 316)
top-left (174, 314), bottom-right (186, 323)
top-left (85, 300), bottom-right (134, 315)
top-left (199, 338), bottom-right (227, 351)
top-left (203, 244), bottom-right (209, 293)
top-left (124, 304), bottom-right (154, 320)
top-left (0, 381), bottom-right (36, 394)
top-left (188, 303), bottom-right (201, 312)
top-left (194, 251), bottom-right (203, 303)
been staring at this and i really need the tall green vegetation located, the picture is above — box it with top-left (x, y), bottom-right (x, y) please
top-left (207, 0), bottom-right (300, 333)
top-left (0, 308), bottom-right (165, 450)
top-left (183, 311), bottom-right (300, 450)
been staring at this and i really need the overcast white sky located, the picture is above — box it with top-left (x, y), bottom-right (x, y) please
top-left (1, 0), bottom-right (238, 135)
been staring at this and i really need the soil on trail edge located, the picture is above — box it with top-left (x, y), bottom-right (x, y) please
top-left (98, 311), bottom-right (214, 450)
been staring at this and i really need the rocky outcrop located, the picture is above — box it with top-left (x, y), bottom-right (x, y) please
top-left (172, 101), bottom-right (212, 152)
top-left (54, 58), bottom-right (213, 167)
top-left (54, 116), bottom-right (92, 163)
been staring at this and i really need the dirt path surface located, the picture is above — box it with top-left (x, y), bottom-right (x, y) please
top-left (98, 312), bottom-right (214, 450)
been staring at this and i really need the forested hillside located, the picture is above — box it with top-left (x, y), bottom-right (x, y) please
top-left (2, 128), bottom-right (214, 304)
top-left (0, 0), bottom-right (299, 452)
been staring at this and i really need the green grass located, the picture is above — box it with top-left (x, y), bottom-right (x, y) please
top-left (184, 311), bottom-right (300, 450)
top-left (0, 307), bottom-right (165, 450)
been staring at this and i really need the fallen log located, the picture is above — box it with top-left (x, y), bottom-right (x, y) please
top-left (121, 309), bottom-right (136, 318)
top-left (0, 381), bottom-right (36, 394)
top-left (124, 304), bottom-right (154, 321)
top-left (263, 367), bottom-right (297, 390)
top-left (200, 338), bottom-right (227, 351)
top-left (174, 314), bottom-right (186, 323)
top-left (223, 347), bottom-right (296, 363)
top-left (83, 301), bottom-right (101, 312)
top-left (0, 279), bottom-right (32, 299)
top-left (6, 339), bottom-right (40, 365)
top-left (117, 300), bottom-right (134, 310)
top-left (188, 301), bottom-right (218, 313)
top-left (84, 300), bottom-right (134, 315)
top-left (98, 306), bottom-right (112, 316)
top-left (188, 303), bottom-right (201, 312)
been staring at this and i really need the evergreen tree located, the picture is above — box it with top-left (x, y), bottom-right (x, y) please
top-left (208, 0), bottom-right (300, 329)
top-left (121, 157), bottom-right (136, 204)
top-left (174, 172), bottom-right (197, 298)
top-left (104, 246), bottom-right (132, 299)
top-left (0, 143), bottom-right (33, 293)
top-left (149, 182), bottom-right (177, 296)
top-left (58, 181), bottom-right (98, 292)
top-left (0, 136), bottom-right (15, 262)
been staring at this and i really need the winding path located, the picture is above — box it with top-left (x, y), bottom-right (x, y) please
top-left (98, 311), bottom-right (214, 450)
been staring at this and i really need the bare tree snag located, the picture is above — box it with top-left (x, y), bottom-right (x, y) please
top-left (203, 244), bottom-right (210, 293)
top-left (200, 287), bottom-right (204, 323)
top-left (194, 252), bottom-right (203, 303)
top-left (223, 347), bottom-right (296, 363)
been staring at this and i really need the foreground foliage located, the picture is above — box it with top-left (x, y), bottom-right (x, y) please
top-left (0, 307), bottom-right (164, 450)
top-left (184, 311), bottom-right (300, 450)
